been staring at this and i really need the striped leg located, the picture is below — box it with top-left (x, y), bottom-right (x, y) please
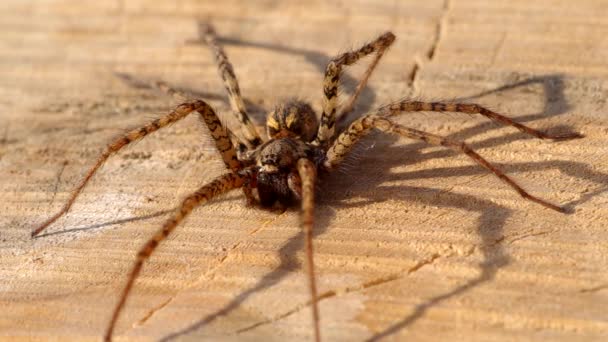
top-left (31, 100), bottom-right (241, 237)
top-left (201, 23), bottom-right (262, 149)
top-left (104, 168), bottom-right (253, 342)
top-left (377, 100), bottom-right (584, 141)
top-left (326, 115), bottom-right (568, 212)
top-left (118, 75), bottom-right (259, 201)
top-left (313, 31), bottom-right (396, 147)
top-left (337, 39), bottom-right (394, 125)
top-left (296, 158), bottom-right (321, 342)
top-left (117, 75), bottom-right (254, 159)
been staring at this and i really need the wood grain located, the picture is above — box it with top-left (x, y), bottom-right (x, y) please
top-left (1, 1), bottom-right (607, 341)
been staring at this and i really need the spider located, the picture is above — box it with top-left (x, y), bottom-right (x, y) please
top-left (31, 24), bottom-right (582, 342)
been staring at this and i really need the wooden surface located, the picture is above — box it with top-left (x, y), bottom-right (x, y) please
top-left (2, 1), bottom-right (608, 341)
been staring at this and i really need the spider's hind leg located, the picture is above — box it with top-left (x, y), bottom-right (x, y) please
top-left (104, 168), bottom-right (255, 342)
top-left (378, 100), bottom-right (583, 141)
top-left (326, 114), bottom-right (570, 213)
top-left (31, 100), bottom-right (242, 237)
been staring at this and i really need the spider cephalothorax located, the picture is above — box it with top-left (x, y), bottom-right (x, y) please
top-left (31, 23), bottom-right (582, 342)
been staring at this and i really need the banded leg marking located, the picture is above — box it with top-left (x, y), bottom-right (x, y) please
top-left (377, 100), bottom-right (583, 141)
top-left (201, 23), bottom-right (262, 149)
top-left (32, 100), bottom-right (240, 237)
top-left (104, 169), bottom-right (253, 341)
top-left (326, 115), bottom-right (569, 212)
top-left (314, 31), bottom-right (396, 147)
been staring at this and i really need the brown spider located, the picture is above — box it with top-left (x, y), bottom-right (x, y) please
top-left (32, 24), bottom-right (582, 342)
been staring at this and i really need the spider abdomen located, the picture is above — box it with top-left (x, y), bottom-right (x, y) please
top-left (266, 100), bottom-right (318, 141)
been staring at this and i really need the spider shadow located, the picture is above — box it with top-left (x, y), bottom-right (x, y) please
top-left (153, 28), bottom-right (603, 339)
top-left (114, 72), bottom-right (267, 116)
top-left (33, 194), bottom-right (234, 239)
top-left (158, 75), bottom-right (606, 340)
top-left (33, 193), bottom-right (242, 239)
top-left (159, 205), bottom-right (337, 341)
top-left (330, 74), bottom-right (605, 339)
top-left (322, 182), bottom-right (510, 342)
top-left (322, 134), bottom-right (606, 340)
top-left (158, 165), bottom-right (512, 342)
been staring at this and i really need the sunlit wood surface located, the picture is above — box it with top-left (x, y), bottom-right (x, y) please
top-left (1, 1), bottom-right (607, 341)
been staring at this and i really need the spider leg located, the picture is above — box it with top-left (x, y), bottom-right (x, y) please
top-left (200, 23), bottom-right (263, 150)
top-left (123, 77), bottom-right (255, 160)
top-left (296, 158), bottom-right (321, 342)
top-left (314, 31), bottom-right (396, 147)
top-left (152, 79), bottom-right (195, 102)
top-left (326, 115), bottom-right (569, 212)
top-left (104, 168), bottom-right (254, 342)
top-left (378, 100), bottom-right (583, 140)
top-left (121, 76), bottom-right (259, 202)
top-left (337, 41), bottom-right (394, 127)
top-left (31, 100), bottom-right (241, 237)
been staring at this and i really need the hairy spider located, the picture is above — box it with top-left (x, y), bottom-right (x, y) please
top-left (32, 24), bottom-right (582, 342)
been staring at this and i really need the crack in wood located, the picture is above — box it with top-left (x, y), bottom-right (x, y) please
top-left (128, 215), bottom-right (283, 333)
top-left (233, 231), bottom-right (537, 336)
top-left (427, 0), bottom-right (450, 60)
top-left (507, 230), bottom-right (554, 244)
top-left (409, 0), bottom-right (450, 92)
top-left (135, 297), bottom-right (174, 326)
top-left (579, 284), bottom-right (608, 293)
top-left (233, 251), bottom-right (446, 335)
top-left (49, 160), bottom-right (68, 207)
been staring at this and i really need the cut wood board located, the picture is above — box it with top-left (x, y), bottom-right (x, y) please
top-left (1, 1), bottom-right (607, 341)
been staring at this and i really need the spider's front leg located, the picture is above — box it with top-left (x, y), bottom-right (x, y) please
top-left (326, 114), bottom-right (578, 212)
top-left (104, 168), bottom-right (255, 342)
top-left (200, 23), bottom-right (263, 151)
top-left (115, 76), bottom-right (260, 203)
top-left (31, 100), bottom-right (242, 237)
top-left (314, 31), bottom-right (396, 147)
top-left (296, 158), bottom-right (321, 342)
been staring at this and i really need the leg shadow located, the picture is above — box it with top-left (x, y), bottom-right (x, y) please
top-left (145, 26), bottom-right (597, 340)
top-left (342, 185), bottom-right (511, 341)
top-left (34, 208), bottom-right (174, 239)
top-left (159, 206), bottom-right (336, 341)
top-left (195, 21), bottom-right (379, 126)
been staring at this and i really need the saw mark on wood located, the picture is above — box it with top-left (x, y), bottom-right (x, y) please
top-left (49, 160), bottom-right (69, 207)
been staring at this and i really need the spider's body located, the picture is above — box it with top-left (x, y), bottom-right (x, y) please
top-left (255, 136), bottom-right (319, 206)
top-left (231, 99), bottom-right (325, 207)
top-left (31, 24), bottom-right (582, 342)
